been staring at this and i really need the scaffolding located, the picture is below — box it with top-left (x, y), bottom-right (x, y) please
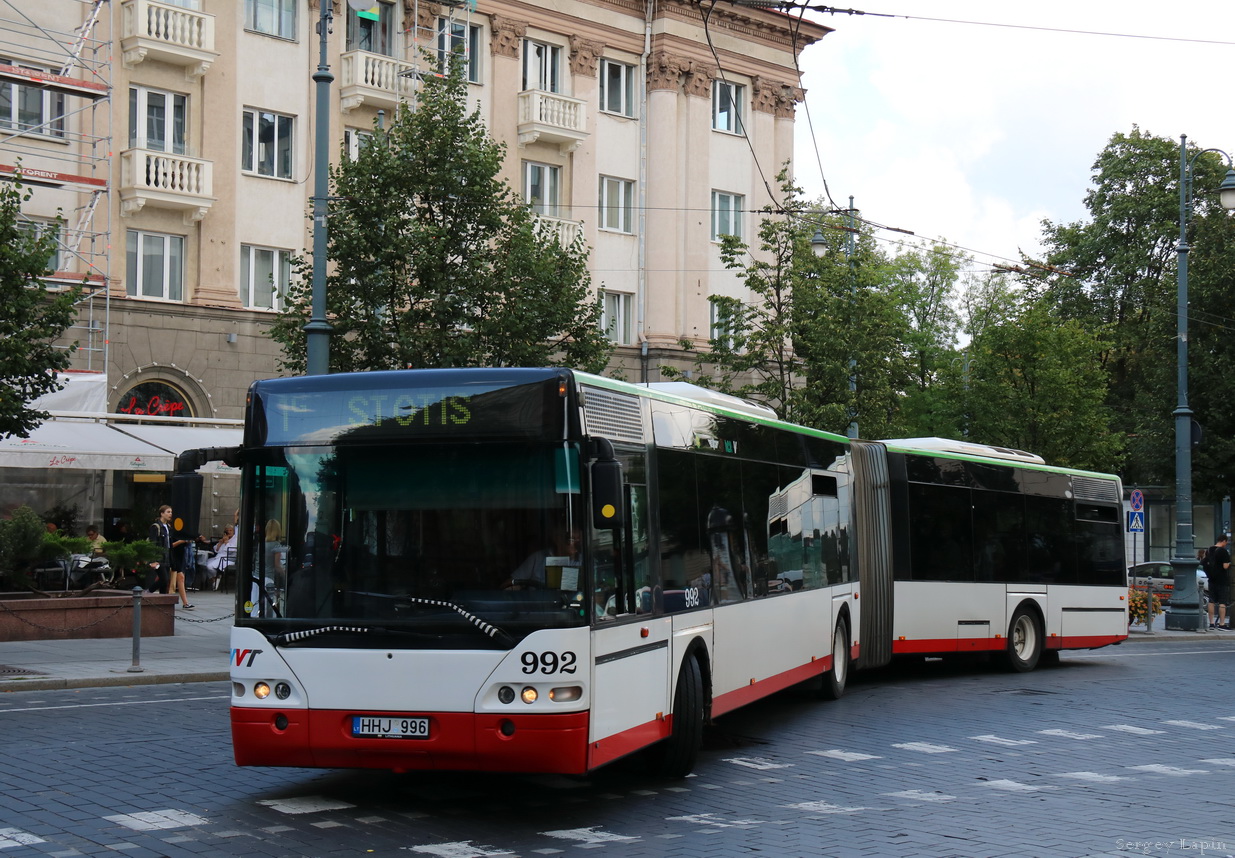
top-left (0, 0), bottom-right (112, 373)
top-left (403, 0), bottom-right (475, 109)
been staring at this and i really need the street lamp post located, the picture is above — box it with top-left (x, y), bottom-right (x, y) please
top-left (808, 198), bottom-right (859, 438)
top-left (1164, 134), bottom-right (1235, 630)
top-left (305, 0), bottom-right (337, 376)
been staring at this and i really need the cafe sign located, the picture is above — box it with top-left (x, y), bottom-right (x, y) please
top-left (118, 381), bottom-right (193, 418)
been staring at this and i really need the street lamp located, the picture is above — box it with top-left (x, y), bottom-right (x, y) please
top-left (1164, 134), bottom-right (1235, 630)
top-left (805, 200), bottom-right (859, 437)
top-left (305, 0), bottom-right (343, 376)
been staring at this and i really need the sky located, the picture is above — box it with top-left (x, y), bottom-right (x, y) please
top-left (791, 0), bottom-right (1235, 272)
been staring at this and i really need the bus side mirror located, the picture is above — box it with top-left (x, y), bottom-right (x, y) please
top-left (592, 459), bottom-right (625, 530)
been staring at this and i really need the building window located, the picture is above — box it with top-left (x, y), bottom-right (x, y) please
top-left (711, 190), bottom-right (744, 241)
top-left (438, 19), bottom-right (481, 83)
top-left (710, 299), bottom-right (736, 350)
top-left (129, 86), bottom-right (187, 154)
top-left (0, 59), bottom-right (66, 137)
top-left (599, 59), bottom-right (635, 117)
top-left (244, 0), bottom-right (296, 39)
top-left (598, 176), bottom-right (634, 233)
top-left (344, 128), bottom-right (373, 160)
top-left (242, 108), bottom-right (294, 179)
top-left (524, 161), bottom-right (560, 217)
top-left (347, 1), bottom-right (395, 55)
top-left (16, 218), bottom-right (61, 273)
top-left (712, 80), bottom-right (744, 134)
top-left (125, 230), bottom-right (184, 301)
top-left (602, 291), bottom-right (632, 345)
top-left (522, 40), bottom-right (561, 93)
top-left (241, 245), bottom-right (291, 311)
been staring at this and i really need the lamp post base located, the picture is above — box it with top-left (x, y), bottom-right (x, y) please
top-left (1163, 562), bottom-right (1207, 630)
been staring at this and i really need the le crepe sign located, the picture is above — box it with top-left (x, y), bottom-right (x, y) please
top-left (118, 382), bottom-right (190, 417)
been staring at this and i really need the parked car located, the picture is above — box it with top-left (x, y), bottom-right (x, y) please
top-left (1128, 561), bottom-right (1209, 602)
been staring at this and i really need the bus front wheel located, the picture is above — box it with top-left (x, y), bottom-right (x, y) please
top-left (1003, 607), bottom-right (1042, 673)
top-left (821, 617), bottom-right (849, 700)
top-left (651, 656), bottom-right (704, 778)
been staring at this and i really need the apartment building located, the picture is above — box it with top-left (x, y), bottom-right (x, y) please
top-left (0, 0), bottom-right (826, 535)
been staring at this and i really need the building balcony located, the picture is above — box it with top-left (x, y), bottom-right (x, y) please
top-left (120, 0), bottom-right (217, 80)
top-left (119, 149), bottom-right (215, 223)
top-left (535, 214), bottom-right (582, 247)
top-left (518, 90), bottom-right (588, 154)
top-left (340, 50), bottom-right (416, 113)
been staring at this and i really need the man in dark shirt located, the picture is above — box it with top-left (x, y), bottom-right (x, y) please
top-left (1206, 534), bottom-right (1231, 631)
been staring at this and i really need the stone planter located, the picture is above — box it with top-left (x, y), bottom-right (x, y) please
top-left (0, 590), bottom-right (178, 642)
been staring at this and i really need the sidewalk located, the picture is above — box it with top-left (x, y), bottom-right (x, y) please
top-left (0, 587), bottom-right (234, 692)
top-left (0, 593), bottom-right (1227, 694)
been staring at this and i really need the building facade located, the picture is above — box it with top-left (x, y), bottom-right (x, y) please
top-left (1, 0), bottom-right (827, 539)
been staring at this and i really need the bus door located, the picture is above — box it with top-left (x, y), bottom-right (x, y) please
top-left (587, 481), bottom-right (671, 769)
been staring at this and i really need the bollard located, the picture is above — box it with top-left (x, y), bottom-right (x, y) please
top-left (128, 586), bottom-right (145, 673)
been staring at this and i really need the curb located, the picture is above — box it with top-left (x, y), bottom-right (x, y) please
top-left (0, 670), bottom-right (229, 692)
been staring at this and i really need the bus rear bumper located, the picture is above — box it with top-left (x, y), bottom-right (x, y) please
top-left (231, 707), bottom-right (590, 774)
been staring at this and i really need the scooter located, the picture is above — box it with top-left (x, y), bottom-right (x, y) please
top-left (67, 554), bottom-right (114, 589)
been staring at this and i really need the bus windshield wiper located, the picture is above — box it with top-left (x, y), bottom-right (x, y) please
top-left (271, 596), bottom-right (515, 647)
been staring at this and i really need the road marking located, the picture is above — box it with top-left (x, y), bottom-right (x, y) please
top-left (0, 828), bottom-right (45, 848)
top-left (1102, 724), bottom-right (1166, 735)
top-left (1200, 758), bottom-right (1235, 766)
top-left (980, 779), bottom-right (1054, 792)
top-left (0, 695), bottom-right (224, 713)
top-left (784, 801), bottom-right (869, 814)
top-left (257, 796), bottom-right (355, 814)
top-left (885, 789), bottom-right (955, 802)
top-left (971, 734), bottom-right (1037, 746)
top-left (541, 827), bottom-right (638, 844)
top-left (724, 756), bottom-right (793, 770)
top-left (1058, 772), bottom-right (1129, 783)
top-left (409, 843), bottom-right (514, 857)
top-left (1037, 729), bottom-right (1101, 740)
top-left (105, 810), bottom-right (208, 831)
top-left (1128, 764), bottom-right (1209, 776)
top-left (1163, 720), bottom-right (1224, 730)
top-left (806, 749), bottom-right (881, 761)
top-left (892, 742), bottom-right (957, 753)
top-left (668, 813), bottom-right (764, 827)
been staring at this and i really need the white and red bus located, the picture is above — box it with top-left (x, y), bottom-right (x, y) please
top-left (197, 368), bottom-right (1125, 776)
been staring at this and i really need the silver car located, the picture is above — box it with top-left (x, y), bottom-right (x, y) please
top-left (1128, 561), bottom-right (1209, 602)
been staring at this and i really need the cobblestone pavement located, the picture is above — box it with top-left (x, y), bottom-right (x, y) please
top-left (0, 640), bottom-right (1233, 858)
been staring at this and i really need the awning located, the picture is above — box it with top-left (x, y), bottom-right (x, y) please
top-left (0, 420), bottom-right (173, 471)
top-left (111, 425), bottom-right (243, 473)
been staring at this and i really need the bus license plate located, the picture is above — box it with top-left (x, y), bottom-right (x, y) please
top-left (352, 716), bottom-right (430, 739)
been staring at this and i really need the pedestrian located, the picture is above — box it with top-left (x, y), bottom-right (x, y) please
top-left (147, 505), bottom-right (173, 595)
top-left (1206, 534), bottom-right (1231, 631)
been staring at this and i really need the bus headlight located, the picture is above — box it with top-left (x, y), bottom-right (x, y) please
top-left (498, 686), bottom-right (516, 704)
top-left (549, 686), bottom-right (582, 703)
top-left (275, 682), bottom-right (292, 700)
top-left (254, 682), bottom-right (271, 699)
top-left (521, 686), bottom-right (538, 704)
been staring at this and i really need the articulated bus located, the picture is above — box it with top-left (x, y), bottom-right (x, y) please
top-left (196, 368), bottom-right (1126, 777)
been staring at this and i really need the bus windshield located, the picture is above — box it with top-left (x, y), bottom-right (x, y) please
top-left (240, 442), bottom-right (588, 644)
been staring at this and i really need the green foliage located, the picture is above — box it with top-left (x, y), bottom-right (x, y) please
top-left (272, 58), bottom-right (611, 374)
top-left (1127, 587), bottom-right (1162, 626)
top-left (0, 505), bottom-right (47, 583)
top-left (0, 176), bottom-right (80, 439)
top-left (101, 539), bottom-right (162, 576)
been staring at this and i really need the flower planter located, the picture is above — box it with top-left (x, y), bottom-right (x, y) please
top-left (0, 591), bottom-right (178, 642)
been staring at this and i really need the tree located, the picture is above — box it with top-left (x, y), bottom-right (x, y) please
top-left (272, 60), bottom-right (611, 374)
top-left (1040, 127), bottom-right (1235, 487)
top-left (0, 177), bottom-right (79, 439)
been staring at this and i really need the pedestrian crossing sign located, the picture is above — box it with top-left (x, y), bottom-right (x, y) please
top-left (1127, 511), bottom-right (1145, 533)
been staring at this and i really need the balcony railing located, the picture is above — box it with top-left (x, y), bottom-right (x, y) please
top-left (119, 149), bottom-right (215, 223)
top-left (535, 214), bottom-right (582, 247)
top-left (518, 90), bottom-right (588, 154)
top-left (120, 0), bottom-right (217, 79)
top-left (340, 50), bottom-right (417, 113)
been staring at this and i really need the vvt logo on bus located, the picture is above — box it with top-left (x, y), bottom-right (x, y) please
top-left (232, 648), bottom-right (263, 667)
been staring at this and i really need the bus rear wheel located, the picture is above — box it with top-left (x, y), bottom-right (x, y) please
top-left (650, 656), bottom-right (704, 778)
top-left (1003, 607), bottom-right (1042, 673)
top-left (821, 617), bottom-right (849, 700)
